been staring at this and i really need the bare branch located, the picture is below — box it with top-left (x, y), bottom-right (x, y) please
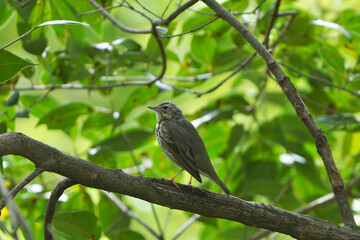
top-left (44, 178), bottom-right (77, 240)
top-left (159, 0), bottom-right (199, 25)
top-left (263, 0), bottom-right (282, 48)
top-left (87, 0), bottom-right (151, 34)
top-left (161, 16), bottom-right (219, 38)
top-left (0, 168), bottom-right (44, 211)
top-left (201, 0), bottom-right (357, 227)
top-left (270, 10), bottom-right (298, 49)
top-left (102, 191), bottom-right (162, 239)
top-left (173, 214), bottom-right (200, 240)
top-left (281, 63), bottom-right (360, 98)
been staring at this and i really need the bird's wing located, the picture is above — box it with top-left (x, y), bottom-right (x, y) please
top-left (162, 119), bottom-right (202, 182)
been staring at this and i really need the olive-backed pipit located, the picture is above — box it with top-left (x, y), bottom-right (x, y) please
top-left (148, 101), bottom-right (231, 195)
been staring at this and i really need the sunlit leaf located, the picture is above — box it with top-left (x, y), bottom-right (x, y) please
top-left (93, 129), bottom-right (152, 152)
top-left (318, 46), bottom-right (345, 73)
top-left (0, 50), bottom-right (36, 83)
top-left (38, 103), bottom-right (92, 130)
top-left (53, 211), bottom-right (101, 240)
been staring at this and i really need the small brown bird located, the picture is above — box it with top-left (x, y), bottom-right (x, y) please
top-left (148, 101), bottom-right (231, 194)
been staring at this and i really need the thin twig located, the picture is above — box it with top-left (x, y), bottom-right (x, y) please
top-left (161, 16), bottom-right (219, 38)
top-left (270, 10), bottom-right (298, 49)
top-left (121, 0), bottom-right (153, 21)
top-left (161, 0), bottom-right (173, 18)
top-left (134, 0), bottom-right (161, 19)
top-left (263, 0), bottom-right (282, 48)
top-left (172, 214), bottom-right (201, 240)
top-left (101, 73), bottom-right (213, 82)
top-left (77, 5), bottom-right (120, 17)
top-left (281, 63), bottom-right (360, 98)
top-left (87, 0), bottom-right (151, 34)
top-left (0, 168), bottom-right (44, 211)
top-left (184, 0), bottom-right (265, 16)
top-left (102, 191), bottom-right (162, 239)
top-left (149, 24), bottom-right (167, 83)
top-left (160, 52), bottom-right (257, 97)
top-left (301, 95), bottom-right (337, 114)
top-left (160, 0), bottom-right (199, 25)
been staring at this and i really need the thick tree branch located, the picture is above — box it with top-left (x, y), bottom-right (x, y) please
top-left (201, 0), bottom-right (356, 227)
top-left (0, 132), bottom-right (359, 240)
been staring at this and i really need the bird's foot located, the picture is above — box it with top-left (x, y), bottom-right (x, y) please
top-left (161, 177), bottom-right (181, 190)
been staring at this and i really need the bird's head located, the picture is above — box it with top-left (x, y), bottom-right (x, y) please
top-left (148, 101), bottom-right (183, 121)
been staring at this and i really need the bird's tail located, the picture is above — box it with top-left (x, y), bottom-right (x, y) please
top-left (215, 178), bottom-right (231, 195)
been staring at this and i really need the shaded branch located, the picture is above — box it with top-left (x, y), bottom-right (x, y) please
top-left (201, 0), bottom-right (356, 227)
top-left (87, 0), bottom-right (151, 34)
top-left (44, 178), bottom-right (76, 240)
top-left (0, 132), bottom-right (359, 240)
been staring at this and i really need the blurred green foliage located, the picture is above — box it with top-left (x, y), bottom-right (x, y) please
top-left (0, 0), bottom-right (360, 239)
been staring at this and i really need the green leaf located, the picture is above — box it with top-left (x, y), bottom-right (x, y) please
top-left (94, 129), bottom-right (152, 152)
top-left (0, 50), bottom-right (36, 84)
top-left (295, 160), bottom-right (329, 191)
top-left (20, 95), bottom-right (59, 118)
top-left (38, 102), bottom-right (92, 130)
top-left (53, 211), bottom-right (101, 240)
top-left (348, 73), bottom-right (360, 90)
top-left (221, 124), bottom-right (244, 158)
top-left (22, 36), bottom-right (48, 55)
top-left (98, 194), bottom-right (131, 238)
top-left (191, 33), bottom-right (216, 66)
top-left (318, 45), bottom-right (345, 73)
top-left (15, 108), bottom-right (29, 118)
top-left (4, 91), bottom-right (19, 106)
top-left (112, 38), bottom-right (142, 51)
top-left (0, 122), bottom-right (6, 134)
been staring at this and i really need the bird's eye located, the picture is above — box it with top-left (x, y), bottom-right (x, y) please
top-left (163, 106), bottom-right (168, 110)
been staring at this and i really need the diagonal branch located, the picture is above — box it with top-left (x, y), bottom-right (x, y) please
top-left (0, 168), bottom-right (44, 211)
top-left (87, 0), bottom-right (151, 34)
top-left (201, 0), bottom-right (357, 227)
top-left (0, 132), bottom-right (359, 240)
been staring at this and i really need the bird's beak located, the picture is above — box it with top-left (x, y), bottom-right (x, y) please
top-left (148, 106), bottom-right (159, 112)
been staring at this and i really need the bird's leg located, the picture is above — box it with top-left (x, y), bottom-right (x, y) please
top-left (188, 176), bottom-right (195, 192)
top-left (161, 169), bottom-right (184, 190)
